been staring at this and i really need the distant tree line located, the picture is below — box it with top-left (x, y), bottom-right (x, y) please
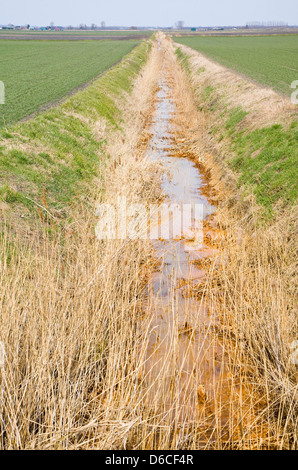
top-left (246, 21), bottom-right (288, 28)
top-left (77, 22), bottom-right (106, 30)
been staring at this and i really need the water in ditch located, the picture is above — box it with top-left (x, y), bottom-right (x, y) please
top-left (143, 73), bottom-right (234, 434)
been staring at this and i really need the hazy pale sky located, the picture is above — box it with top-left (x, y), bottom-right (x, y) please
top-left (2, 0), bottom-right (298, 27)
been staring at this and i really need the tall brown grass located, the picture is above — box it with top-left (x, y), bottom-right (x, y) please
top-left (0, 35), bottom-right (297, 450)
top-left (169, 35), bottom-right (298, 448)
top-left (0, 41), bottom-right (162, 450)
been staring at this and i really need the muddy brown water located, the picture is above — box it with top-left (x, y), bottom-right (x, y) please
top-left (143, 66), bottom-right (237, 437)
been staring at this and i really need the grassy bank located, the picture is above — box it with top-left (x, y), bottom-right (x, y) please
top-left (0, 39), bottom-right (141, 127)
top-left (174, 40), bottom-right (298, 449)
top-left (174, 35), bottom-right (298, 97)
top-left (175, 46), bottom-right (298, 218)
top-left (0, 40), bottom-right (151, 228)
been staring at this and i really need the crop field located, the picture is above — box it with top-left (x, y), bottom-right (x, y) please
top-left (0, 29), bottom-right (151, 36)
top-left (174, 35), bottom-right (298, 96)
top-left (0, 30), bottom-right (297, 451)
top-left (0, 30), bottom-right (151, 41)
top-left (0, 39), bottom-right (140, 127)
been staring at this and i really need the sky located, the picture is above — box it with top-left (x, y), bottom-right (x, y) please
top-left (1, 0), bottom-right (298, 27)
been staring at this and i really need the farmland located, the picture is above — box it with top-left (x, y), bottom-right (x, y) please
top-left (174, 35), bottom-right (298, 96)
top-left (0, 39), bottom-right (140, 126)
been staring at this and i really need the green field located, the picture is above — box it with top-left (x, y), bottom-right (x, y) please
top-left (0, 39), bottom-right (139, 127)
top-left (174, 35), bottom-right (298, 96)
top-left (0, 29), bottom-right (150, 36)
top-left (0, 40), bottom-right (151, 216)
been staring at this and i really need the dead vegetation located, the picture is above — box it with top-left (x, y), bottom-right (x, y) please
top-left (0, 35), bottom-right (297, 450)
